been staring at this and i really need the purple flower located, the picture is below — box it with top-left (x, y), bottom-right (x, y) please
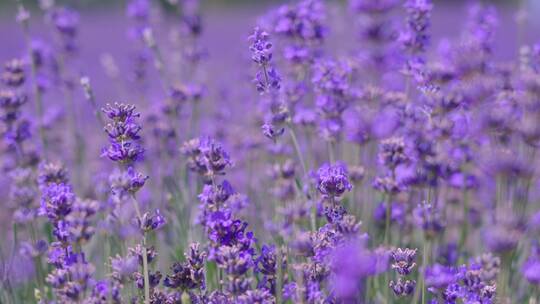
top-left (273, 0), bottom-right (327, 45)
top-left (181, 137), bottom-right (232, 177)
top-left (238, 289), bottom-right (275, 303)
top-left (126, 166), bottom-right (149, 193)
top-left (50, 7), bottom-right (79, 36)
top-left (399, 0), bottom-right (433, 55)
top-left (138, 209), bottom-right (166, 232)
top-left (413, 202), bottom-right (445, 237)
top-left (111, 254), bottom-right (139, 280)
top-left (482, 211), bottom-right (522, 254)
top-left (249, 27), bottom-right (273, 66)
top-left (38, 162), bottom-right (69, 189)
top-left (312, 59), bottom-right (352, 140)
top-left (40, 183), bottom-right (75, 221)
top-left (45, 252), bottom-right (95, 301)
top-left (391, 248), bottom-right (417, 276)
top-left (126, 0), bottom-right (150, 20)
top-left (130, 244), bottom-right (157, 266)
top-left (425, 264), bottom-right (456, 289)
top-left (255, 245), bottom-right (277, 293)
top-left (374, 201), bottom-right (405, 225)
top-left (134, 270), bottom-right (162, 290)
top-left (379, 137), bottom-right (409, 169)
top-left (164, 243), bottom-right (206, 291)
top-left (261, 123), bottom-right (285, 141)
top-left (315, 163), bottom-right (352, 198)
top-left (216, 245), bottom-right (253, 295)
top-left (523, 253), bottom-right (540, 285)
top-left (109, 168), bottom-right (147, 198)
top-left (0, 90), bottom-right (27, 123)
top-left (102, 103), bottom-right (144, 165)
top-left (49, 7), bottom-right (79, 52)
top-left (329, 240), bottom-right (377, 300)
top-left (349, 0), bottom-right (400, 14)
top-left (1, 59), bottom-right (25, 87)
top-left (255, 67), bottom-right (281, 94)
top-left (389, 278), bottom-right (416, 297)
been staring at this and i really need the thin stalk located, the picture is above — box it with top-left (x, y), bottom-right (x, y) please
top-left (287, 122), bottom-right (316, 231)
top-left (276, 246), bottom-right (283, 304)
top-left (421, 238), bottom-right (431, 304)
top-left (498, 253), bottom-right (512, 303)
top-left (17, 3), bottom-right (48, 156)
top-left (327, 140), bottom-right (335, 163)
top-left (383, 197), bottom-right (392, 246)
top-left (458, 190), bottom-right (469, 263)
top-left (141, 235), bottom-right (150, 304)
top-left (58, 55), bottom-right (85, 188)
top-left (412, 236), bottom-right (431, 304)
top-left (131, 195), bottom-right (150, 304)
top-left (143, 28), bottom-right (170, 92)
top-left (210, 175), bottom-right (224, 291)
top-left (80, 77), bottom-right (104, 126)
top-left (287, 122), bottom-right (308, 177)
top-left (29, 223), bottom-right (45, 293)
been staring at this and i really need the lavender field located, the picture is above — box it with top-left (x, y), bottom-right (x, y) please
top-left (0, 0), bottom-right (540, 303)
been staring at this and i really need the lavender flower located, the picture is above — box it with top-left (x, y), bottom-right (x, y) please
top-left (2, 59), bottom-right (25, 87)
top-left (40, 183), bottom-right (75, 221)
top-left (379, 137), bottom-right (410, 169)
top-left (522, 246), bottom-right (540, 285)
top-left (425, 264), bottom-right (456, 289)
top-left (164, 243), bottom-right (206, 291)
top-left (49, 7), bottom-right (80, 52)
top-left (329, 240), bottom-right (377, 301)
top-left (312, 59), bottom-right (352, 140)
top-left (216, 245), bottom-right (252, 296)
top-left (315, 163), bottom-right (353, 199)
top-left (102, 103), bottom-right (144, 165)
top-left (389, 278), bottom-right (416, 297)
top-left (399, 0), bottom-right (433, 55)
top-left (0, 1), bottom-right (538, 303)
top-left (181, 137), bottom-right (233, 178)
top-left (391, 248), bottom-right (417, 276)
top-left (137, 209), bottom-right (166, 233)
top-left (413, 202), bottom-right (445, 237)
top-left (249, 27), bottom-right (273, 66)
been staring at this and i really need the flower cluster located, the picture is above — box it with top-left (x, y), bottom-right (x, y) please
top-left (102, 103), bottom-right (144, 165)
top-left (1, 1), bottom-right (540, 303)
top-left (181, 136), bottom-right (233, 178)
top-left (312, 59), bottom-right (353, 140)
top-left (426, 254), bottom-right (499, 303)
top-left (389, 248), bottom-right (417, 297)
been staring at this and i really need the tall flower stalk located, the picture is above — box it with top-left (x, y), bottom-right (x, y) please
top-left (102, 103), bottom-right (163, 303)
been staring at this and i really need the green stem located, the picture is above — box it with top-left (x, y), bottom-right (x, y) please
top-left (412, 237), bottom-right (430, 304)
top-left (384, 197), bottom-right (392, 246)
top-left (144, 29), bottom-right (170, 92)
top-left (287, 123), bottom-right (316, 231)
top-left (327, 140), bottom-right (335, 163)
top-left (58, 56), bottom-right (85, 188)
top-left (276, 247), bottom-right (283, 304)
top-left (18, 3), bottom-right (48, 156)
top-left (287, 123), bottom-right (307, 178)
top-left (421, 239), bottom-right (430, 304)
top-left (498, 253), bottom-right (512, 302)
top-left (141, 235), bottom-right (150, 304)
top-left (80, 77), bottom-right (104, 126)
top-left (131, 195), bottom-right (150, 304)
top-left (458, 190), bottom-right (469, 263)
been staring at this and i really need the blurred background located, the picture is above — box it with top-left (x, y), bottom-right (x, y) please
top-left (0, 0), bottom-right (539, 195)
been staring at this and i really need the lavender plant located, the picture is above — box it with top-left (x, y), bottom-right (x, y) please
top-left (0, 0), bottom-right (539, 303)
